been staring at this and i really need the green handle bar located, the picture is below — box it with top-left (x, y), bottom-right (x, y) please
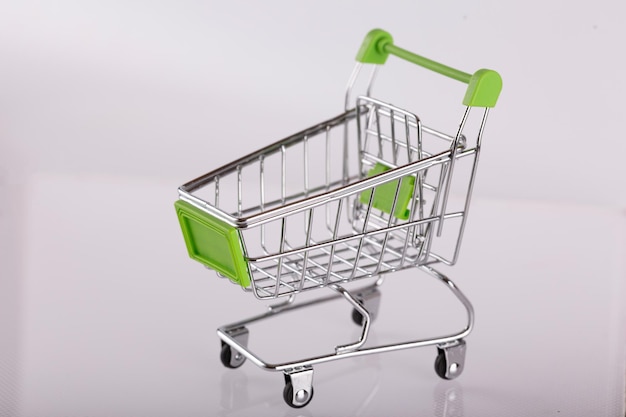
top-left (356, 29), bottom-right (502, 108)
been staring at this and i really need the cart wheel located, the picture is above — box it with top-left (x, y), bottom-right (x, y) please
top-left (351, 308), bottom-right (364, 325)
top-left (434, 351), bottom-right (449, 379)
top-left (283, 380), bottom-right (314, 408)
top-left (220, 343), bottom-right (246, 369)
top-left (349, 288), bottom-right (381, 326)
top-left (351, 308), bottom-right (376, 326)
top-left (435, 348), bottom-right (463, 380)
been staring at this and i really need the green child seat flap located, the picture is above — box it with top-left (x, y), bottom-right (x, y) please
top-left (359, 163), bottom-right (415, 220)
top-left (175, 200), bottom-right (250, 287)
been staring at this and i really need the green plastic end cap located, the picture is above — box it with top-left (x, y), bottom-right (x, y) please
top-left (175, 200), bottom-right (250, 288)
top-left (356, 29), bottom-right (394, 64)
top-left (463, 69), bottom-right (503, 108)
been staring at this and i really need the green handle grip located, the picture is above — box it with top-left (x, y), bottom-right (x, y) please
top-left (356, 29), bottom-right (502, 108)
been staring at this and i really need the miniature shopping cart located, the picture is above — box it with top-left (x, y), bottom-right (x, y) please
top-left (175, 29), bottom-right (501, 408)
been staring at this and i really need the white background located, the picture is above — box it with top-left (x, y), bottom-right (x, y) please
top-left (1, 1), bottom-right (625, 416)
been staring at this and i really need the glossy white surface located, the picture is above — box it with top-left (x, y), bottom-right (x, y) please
top-left (11, 173), bottom-right (626, 416)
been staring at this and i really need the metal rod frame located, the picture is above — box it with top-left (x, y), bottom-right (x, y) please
top-left (217, 265), bottom-right (474, 372)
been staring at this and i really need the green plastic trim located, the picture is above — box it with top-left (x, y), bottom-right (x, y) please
top-left (385, 43), bottom-right (472, 83)
top-left (359, 163), bottom-right (415, 220)
top-left (175, 200), bottom-right (250, 288)
top-left (356, 29), bottom-right (502, 107)
top-left (462, 69), bottom-right (502, 108)
top-left (355, 29), bottom-right (393, 64)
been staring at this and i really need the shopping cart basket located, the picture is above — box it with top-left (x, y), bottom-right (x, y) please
top-left (175, 29), bottom-right (501, 408)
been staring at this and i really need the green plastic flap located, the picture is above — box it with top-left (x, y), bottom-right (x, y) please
top-left (175, 200), bottom-right (250, 287)
top-left (359, 163), bottom-right (415, 220)
top-left (356, 29), bottom-right (502, 107)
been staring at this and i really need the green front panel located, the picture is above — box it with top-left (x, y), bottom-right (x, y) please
top-left (175, 200), bottom-right (250, 288)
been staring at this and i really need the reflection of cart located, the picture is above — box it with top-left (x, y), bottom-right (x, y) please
top-left (175, 29), bottom-right (502, 408)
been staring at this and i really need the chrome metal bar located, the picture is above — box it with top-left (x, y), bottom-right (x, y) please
top-left (416, 117), bottom-right (425, 237)
top-left (365, 66), bottom-right (378, 98)
top-left (248, 212), bottom-right (463, 263)
top-left (375, 106), bottom-right (383, 159)
top-left (343, 122), bottom-right (350, 185)
top-left (325, 126), bottom-right (331, 192)
top-left (268, 294), bottom-right (296, 313)
top-left (363, 105), bottom-right (375, 157)
top-left (218, 151), bottom-right (455, 229)
top-left (237, 178), bottom-right (355, 219)
top-left (281, 145), bottom-right (286, 205)
top-left (373, 179), bottom-right (402, 274)
top-left (303, 135), bottom-right (309, 196)
top-left (250, 263), bottom-right (297, 298)
top-left (365, 130), bottom-right (433, 159)
top-left (273, 238), bottom-right (379, 276)
top-left (419, 161), bottom-right (448, 262)
top-left (402, 170), bottom-right (423, 267)
top-left (217, 265), bottom-right (473, 371)
top-left (274, 218), bottom-right (287, 298)
top-left (376, 107), bottom-right (455, 142)
top-left (325, 126), bottom-right (333, 234)
top-left (437, 106), bottom-right (471, 236)
top-left (428, 252), bottom-right (455, 265)
top-left (259, 156), bottom-right (265, 210)
top-left (324, 199), bottom-right (344, 285)
top-left (329, 284), bottom-right (371, 353)
top-left (335, 239), bottom-right (396, 273)
top-left (237, 165), bottom-right (242, 216)
top-left (389, 108), bottom-right (398, 165)
top-left (181, 110), bottom-right (358, 192)
top-left (358, 96), bottom-right (419, 120)
top-left (298, 209), bottom-right (315, 291)
top-left (355, 212), bottom-right (415, 246)
top-left (291, 242), bottom-right (369, 283)
top-left (344, 63), bottom-right (378, 110)
top-left (259, 155), bottom-right (268, 254)
top-left (349, 185), bottom-right (376, 280)
top-left (254, 231), bottom-right (399, 294)
top-left (344, 62), bottom-right (362, 111)
top-left (297, 247), bottom-right (366, 282)
top-left (356, 99), bottom-right (365, 182)
top-left (404, 114), bottom-right (412, 163)
top-left (314, 235), bottom-right (397, 273)
top-left (214, 175), bottom-right (220, 208)
top-left (250, 235), bottom-right (414, 299)
top-left (360, 152), bottom-right (439, 193)
top-left (358, 235), bottom-right (413, 268)
top-left (450, 108), bottom-right (490, 264)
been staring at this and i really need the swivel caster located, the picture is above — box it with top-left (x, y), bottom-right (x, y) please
top-left (219, 326), bottom-right (249, 369)
top-left (283, 367), bottom-right (314, 408)
top-left (435, 339), bottom-right (466, 380)
top-left (220, 343), bottom-right (246, 369)
top-left (350, 287), bottom-right (381, 326)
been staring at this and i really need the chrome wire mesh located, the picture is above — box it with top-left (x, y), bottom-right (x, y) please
top-left (179, 96), bottom-right (487, 299)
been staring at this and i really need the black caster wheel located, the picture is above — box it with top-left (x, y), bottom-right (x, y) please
top-left (435, 347), bottom-right (463, 380)
top-left (220, 342), bottom-right (246, 369)
top-left (351, 308), bottom-right (377, 326)
top-left (283, 380), bottom-right (314, 408)
top-left (349, 288), bottom-right (381, 326)
top-left (351, 308), bottom-right (364, 326)
top-left (434, 350), bottom-right (450, 379)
